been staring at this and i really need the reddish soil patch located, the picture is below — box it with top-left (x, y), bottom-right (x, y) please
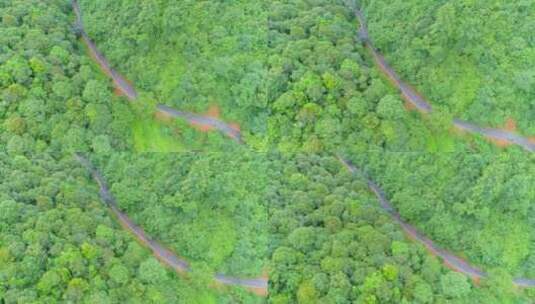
top-left (403, 100), bottom-right (416, 111)
top-left (113, 87), bottom-right (123, 97)
top-left (82, 37), bottom-right (137, 100)
top-left (504, 117), bottom-right (517, 132)
top-left (189, 105), bottom-right (242, 138)
top-left (210, 281), bottom-right (267, 297)
top-left (229, 122), bottom-right (241, 132)
top-left (453, 117), bottom-right (523, 148)
top-left (154, 110), bottom-right (174, 123)
top-left (400, 86), bottom-right (431, 114)
top-left (442, 259), bottom-right (462, 274)
top-left (489, 117), bottom-right (518, 148)
top-left (443, 258), bottom-right (482, 285)
top-left (206, 104), bottom-right (221, 118)
top-left (491, 137), bottom-right (511, 148)
top-left (118, 77), bottom-right (136, 96)
top-left (249, 286), bottom-right (268, 297)
top-left (191, 105), bottom-right (221, 133)
top-left (153, 247), bottom-right (189, 275)
top-left (191, 121), bottom-right (215, 133)
top-left (259, 268), bottom-right (270, 281)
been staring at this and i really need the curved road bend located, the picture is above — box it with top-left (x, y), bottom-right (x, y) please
top-left (72, 0), bottom-right (534, 292)
top-left (74, 154), bottom-right (268, 292)
top-left (71, 0), bottom-right (242, 142)
top-left (352, 8), bottom-right (535, 152)
top-left (337, 155), bottom-right (535, 288)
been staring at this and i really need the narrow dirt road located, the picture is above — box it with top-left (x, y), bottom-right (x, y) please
top-left (352, 8), bottom-right (535, 152)
top-left (72, 0), bottom-right (242, 142)
top-left (74, 154), bottom-right (268, 293)
top-left (337, 156), bottom-right (535, 288)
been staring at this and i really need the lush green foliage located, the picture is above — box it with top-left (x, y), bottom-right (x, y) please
top-left (92, 151), bottom-right (269, 277)
top-left (79, 0), bottom-right (486, 153)
top-left (349, 150), bottom-right (535, 278)
top-left (267, 154), bottom-right (532, 303)
top-left (0, 153), bottom-right (247, 303)
top-left (362, 0), bottom-right (535, 133)
top-left (0, 0), bottom-right (134, 155)
top-left (1, 0), bottom-right (533, 303)
top-left (80, 0), bottom-right (270, 146)
top-left (267, 0), bottom-right (468, 152)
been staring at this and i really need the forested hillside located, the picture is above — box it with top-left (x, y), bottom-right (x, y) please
top-left (348, 150), bottom-right (535, 278)
top-left (0, 153), bottom-right (256, 303)
top-left (3, 152), bottom-right (532, 303)
top-left (91, 151), bottom-right (269, 278)
top-left (0, 0), bottom-right (134, 155)
top-left (77, 0), bottom-right (534, 153)
top-left (361, 0), bottom-right (535, 133)
top-left (1, 0), bottom-right (533, 303)
top-left (266, 0), bottom-right (450, 152)
top-left (79, 0), bottom-right (484, 153)
top-left (267, 154), bottom-right (533, 303)
top-left (79, 0), bottom-right (270, 147)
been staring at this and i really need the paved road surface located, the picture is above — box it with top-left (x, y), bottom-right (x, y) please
top-left (157, 105), bottom-right (242, 143)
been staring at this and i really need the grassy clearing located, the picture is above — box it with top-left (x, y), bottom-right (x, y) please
top-left (132, 116), bottom-right (184, 152)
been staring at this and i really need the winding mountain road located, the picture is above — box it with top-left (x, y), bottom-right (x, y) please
top-left (353, 8), bottom-right (535, 152)
top-left (74, 154), bottom-right (268, 293)
top-left (72, 1), bottom-right (259, 293)
top-left (72, 0), bottom-right (242, 143)
top-left (337, 156), bottom-right (535, 288)
top-left (71, 0), bottom-right (534, 296)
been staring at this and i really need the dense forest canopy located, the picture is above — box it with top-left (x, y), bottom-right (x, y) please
top-left (0, 0), bottom-right (135, 155)
top-left (361, 0), bottom-right (535, 133)
top-left (349, 151), bottom-right (535, 277)
top-left (92, 151), bottom-right (270, 278)
top-left (1, 0), bottom-right (533, 303)
top-left (79, 0), bottom-right (526, 154)
top-left (0, 153), bottom-right (259, 303)
top-left (267, 154), bottom-right (533, 303)
top-left (79, 0), bottom-right (270, 147)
